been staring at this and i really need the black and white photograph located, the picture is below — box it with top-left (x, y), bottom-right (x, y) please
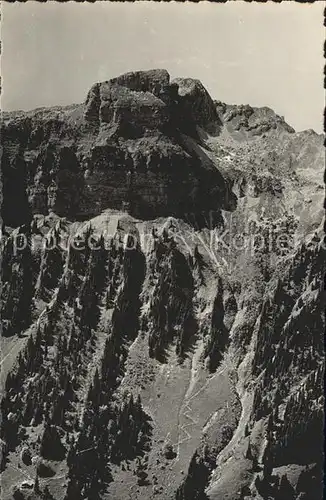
top-left (0, 2), bottom-right (324, 499)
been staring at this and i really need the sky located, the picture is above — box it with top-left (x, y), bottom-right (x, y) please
top-left (1, 1), bottom-right (324, 133)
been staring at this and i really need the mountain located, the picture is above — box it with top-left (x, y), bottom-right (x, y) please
top-left (0, 69), bottom-right (324, 500)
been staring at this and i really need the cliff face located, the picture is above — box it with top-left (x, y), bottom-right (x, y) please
top-left (1, 69), bottom-right (235, 228)
top-left (0, 70), bottom-right (324, 500)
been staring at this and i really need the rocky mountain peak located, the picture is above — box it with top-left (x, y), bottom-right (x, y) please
top-left (2, 69), bottom-right (237, 228)
top-left (84, 69), bottom-right (219, 135)
top-left (110, 69), bottom-right (171, 94)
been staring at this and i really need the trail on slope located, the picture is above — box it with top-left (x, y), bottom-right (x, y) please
top-left (175, 357), bottom-right (228, 456)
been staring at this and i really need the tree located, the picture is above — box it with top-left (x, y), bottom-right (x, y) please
top-left (43, 485), bottom-right (55, 500)
top-left (277, 474), bottom-right (295, 500)
top-left (175, 450), bottom-right (210, 500)
top-left (239, 485), bottom-right (251, 499)
top-left (135, 458), bottom-right (148, 486)
top-left (163, 443), bottom-right (177, 460)
top-left (245, 440), bottom-right (253, 460)
top-left (40, 423), bottom-right (64, 460)
top-left (34, 472), bottom-right (40, 494)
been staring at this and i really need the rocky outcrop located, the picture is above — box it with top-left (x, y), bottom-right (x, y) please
top-left (1, 70), bottom-right (235, 228)
top-left (215, 101), bottom-right (295, 137)
top-left (172, 77), bottom-right (220, 134)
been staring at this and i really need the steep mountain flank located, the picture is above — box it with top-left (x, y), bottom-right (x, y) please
top-left (1, 70), bottom-right (324, 500)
